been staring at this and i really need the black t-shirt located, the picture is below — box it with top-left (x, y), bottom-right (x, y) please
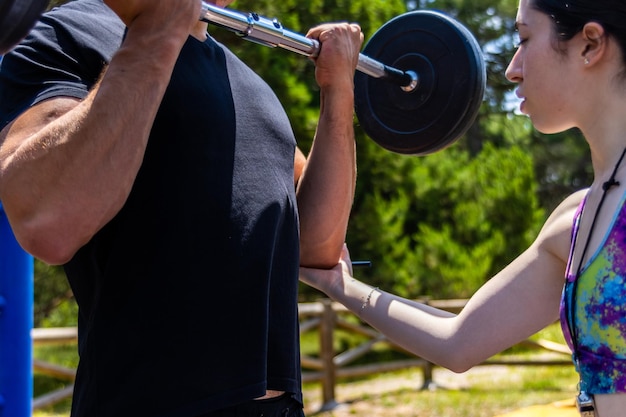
top-left (0, 1), bottom-right (303, 416)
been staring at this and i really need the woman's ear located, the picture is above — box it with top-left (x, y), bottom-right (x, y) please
top-left (580, 22), bottom-right (607, 66)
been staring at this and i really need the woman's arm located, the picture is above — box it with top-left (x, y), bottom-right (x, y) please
top-left (301, 190), bottom-right (585, 371)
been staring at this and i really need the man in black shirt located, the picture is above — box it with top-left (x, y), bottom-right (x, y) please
top-left (0, 0), bottom-right (362, 416)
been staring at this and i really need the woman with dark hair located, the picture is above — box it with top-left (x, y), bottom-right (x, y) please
top-left (300, 0), bottom-right (626, 415)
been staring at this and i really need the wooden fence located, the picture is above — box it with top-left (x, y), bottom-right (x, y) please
top-left (32, 298), bottom-right (573, 412)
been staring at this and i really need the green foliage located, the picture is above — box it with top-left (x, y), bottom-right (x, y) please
top-left (531, 128), bottom-right (592, 211)
top-left (33, 345), bottom-right (76, 415)
top-left (345, 142), bottom-right (543, 299)
top-left (34, 261), bottom-right (76, 327)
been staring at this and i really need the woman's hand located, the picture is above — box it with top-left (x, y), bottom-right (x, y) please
top-left (300, 244), bottom-right (354, 294)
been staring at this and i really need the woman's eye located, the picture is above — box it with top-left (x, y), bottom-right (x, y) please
top-left (514, 38), bottom-right (527, 48)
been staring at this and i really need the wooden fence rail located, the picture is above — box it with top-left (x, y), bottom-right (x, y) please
top-left (32, 298), bottom-right (572, 412)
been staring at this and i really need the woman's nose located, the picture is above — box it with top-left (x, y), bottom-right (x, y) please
top-left (505, 49), bottom-right (522, 83)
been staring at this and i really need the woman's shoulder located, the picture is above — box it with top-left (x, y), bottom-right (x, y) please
top-left (545, 189), bottom-right (587, 226)
top-left (534, 188), bottom-right (587, 262)
top-left (554, 189), bottom-right (588, 215)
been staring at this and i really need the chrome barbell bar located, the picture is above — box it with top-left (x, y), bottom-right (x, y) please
top-left (200, 2), bottom-right (419, 91)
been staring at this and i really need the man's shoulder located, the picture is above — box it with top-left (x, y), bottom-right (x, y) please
top-left (37, 0), bottom-right (125, 61)
top-left (47, 0), bottom-right (114, 18)
top-left (43, 0), bottom-right (124, 38)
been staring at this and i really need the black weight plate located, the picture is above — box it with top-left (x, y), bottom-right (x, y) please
top-left (0, 0), bottom-right (49, 55)
top-left (354, 10), bottom-right (485, 155)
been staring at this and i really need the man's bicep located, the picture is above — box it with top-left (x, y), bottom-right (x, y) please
top-left (294, 146), bottom-right (306, 186)
top-left (0, 97), bottom-right (81, 155)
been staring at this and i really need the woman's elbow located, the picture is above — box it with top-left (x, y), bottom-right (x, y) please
top-left (445, 358), bottom-right (476, 374)
top-left (434, 341), bottom-right (487, 374)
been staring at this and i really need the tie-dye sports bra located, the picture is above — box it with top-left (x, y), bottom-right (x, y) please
top-left (560, 192), bottom-right (626, 393)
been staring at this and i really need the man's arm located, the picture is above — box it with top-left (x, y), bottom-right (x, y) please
top-left (297, 22), bottom-right (363, 268)
top-left (0, 0), bottom-right (201, 264)
top-left (301, 190), bottom-right (584, 371)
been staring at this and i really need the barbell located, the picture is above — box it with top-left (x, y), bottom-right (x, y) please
top-left (200, 2), bottom-right (486, 155)
top-left (0, 1), bottom-right (485, 155)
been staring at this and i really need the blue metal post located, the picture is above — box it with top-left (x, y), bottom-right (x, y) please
top-left (0, 202), bottom-right (34, 417)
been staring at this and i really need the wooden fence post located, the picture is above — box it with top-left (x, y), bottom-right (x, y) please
top-left (420, 361), bottom-right (435, 390)
top-left (319, 298), bottom-right (338, 410)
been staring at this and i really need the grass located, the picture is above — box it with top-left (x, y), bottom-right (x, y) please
top-left (302, 363), bottom-right (578, 416)
top-left (32, 344), bottom-right (76, 417)
top-left (33, 324), bottom-right (578, 417)
top-left (301, 323), bottom-right (579, 416)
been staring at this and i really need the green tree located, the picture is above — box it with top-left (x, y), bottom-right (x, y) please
top-left (347, 140), bottom-right (543, 299)
top-left (34, 262), bottom-right (76, 327)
